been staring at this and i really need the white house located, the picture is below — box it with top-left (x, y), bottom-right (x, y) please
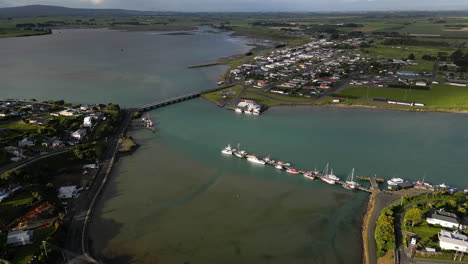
top-left (7, 230), bottom-right (34, 246)
top-left (83, 116), bottom-right (93, 128)
top-left (18, 137), bottom-right (35, 148)
top-left (71, 129), bottom-right (87, 141)
top-left (57, 186), bottom-right (80, 199)
top-left (427, 209), bottom-right (466, 230)
top-left (58, 109), bottom-right (76, 116)
top-left (438, 230), bottom-right (468, 253)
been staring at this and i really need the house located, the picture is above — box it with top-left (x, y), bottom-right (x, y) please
top-left (427, 209), bottom-right (466, 230)
top-left (42, 139), bottom-right (63, 148)
top-left (83, 116), bottom-right (93, 128)
top-left (57, 186), bottom-right (80, 199)
top-left (0, 189), bottom-right (10, 202)
top-left (28, 117), bottom-right (50, 126)
top-left (438, 230), bottom-right (468, 253)
top-left (71, 129), bottom-right (87, 141)
top-left (58, 109), bottom-right (77, 116)
top-left (7, 230), bottom-right (34, 246)
top-left (18, 137), bottom-right (35, 148)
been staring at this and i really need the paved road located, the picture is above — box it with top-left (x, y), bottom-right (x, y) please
top-left (63, 109), bottom-right (136, 264)
top-left (0, 148), bottom-right (71, 176)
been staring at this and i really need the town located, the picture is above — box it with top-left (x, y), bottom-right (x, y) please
top-left (0, 98), bottom-right (137, 263)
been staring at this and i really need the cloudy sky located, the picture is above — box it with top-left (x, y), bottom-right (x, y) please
top-left (1, 0), bottom-right (468, 12)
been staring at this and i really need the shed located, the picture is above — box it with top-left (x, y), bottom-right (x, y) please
top-left (7, 230), bottom-right (34, 246)
top-left (57, 186), bottom-right (79, 199)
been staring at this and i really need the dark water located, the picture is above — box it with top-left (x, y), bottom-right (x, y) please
top-left (1, 29), bottom-right (467, 264)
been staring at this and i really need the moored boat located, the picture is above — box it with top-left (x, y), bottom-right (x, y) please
top-left (321, 163), bottom-right (339, 184)
top-left (275, 164), bottom-right (284, 170)
top-left (221, 144), bottom-right (234, 155)
top-left (246, 155), bottom-right (266, 165)
top-left (387, 178), bottom-right (404, 186)
top-left (303, 171), bottom-right (316, 180)
top-left (286, 168), bottom-right (300, 174)
top-left (344, 168), bottom-right (360, 190)
top-left (277, 161), bottom-right (291, 167)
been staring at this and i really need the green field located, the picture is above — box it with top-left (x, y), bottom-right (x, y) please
top-left (0, 120), bottom-right (39, 131)
top-left (339, 84), bottom-right (468, 109)
top-left (201, 85), bottom-right (243, 103)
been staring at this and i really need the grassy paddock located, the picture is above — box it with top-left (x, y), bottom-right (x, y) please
top-left (339, 84), bottom-right (468, 109)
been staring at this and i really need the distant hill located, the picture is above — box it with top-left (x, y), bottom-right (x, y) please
top-left (0, 5), bottom-right (171, 17)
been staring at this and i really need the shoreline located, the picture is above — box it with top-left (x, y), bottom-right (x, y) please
top-left (362, 193), bottom-right (377, 264)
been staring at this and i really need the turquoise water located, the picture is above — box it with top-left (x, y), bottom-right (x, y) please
top-left (2, 29), bottom-right (468, 264)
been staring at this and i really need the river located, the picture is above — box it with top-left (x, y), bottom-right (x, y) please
top-left (0, 29), bottom-right (467, 264)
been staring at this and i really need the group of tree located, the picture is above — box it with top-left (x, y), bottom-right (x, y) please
top-left (375, 209), bottom-right (396, 257)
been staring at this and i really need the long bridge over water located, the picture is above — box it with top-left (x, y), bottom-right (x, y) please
top-left (139, 85), bottom-right (232, 111)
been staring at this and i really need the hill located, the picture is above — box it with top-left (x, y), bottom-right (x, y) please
top-left (0, 5), bottom-right (170, 17)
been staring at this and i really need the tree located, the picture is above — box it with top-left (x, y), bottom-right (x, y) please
top-left (404, 208), bottom-right (424, 227)
top-left (408, 53), bottom-right (416, 60)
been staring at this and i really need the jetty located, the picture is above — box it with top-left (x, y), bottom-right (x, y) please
top-left (139, 85), bottom-right (233, 111)
top-left (221, 144), bottom-right (374, 194)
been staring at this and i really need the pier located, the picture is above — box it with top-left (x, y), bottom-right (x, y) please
top-left (139, 85), bottom-right (234, 111)
top-left (222, 145), bottom-right (374, 194)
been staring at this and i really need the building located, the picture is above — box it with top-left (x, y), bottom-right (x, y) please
top-left (438, 230), bottom-right (468, 253)
top-left (71, 129), bottom-right (87, 141)
top-left (18, 137), bottom-right (35, 148)
top-left (83, 116), bottom-right (93, 128)
top-left (427, 209), bottom-right (466, 230)
top-left (7, 230), bottom-right (34, 246)
top-left (57, 186), bottom-right (80, 199)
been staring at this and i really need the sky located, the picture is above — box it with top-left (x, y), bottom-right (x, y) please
top-left (1, 0), bottom-right (468, 12)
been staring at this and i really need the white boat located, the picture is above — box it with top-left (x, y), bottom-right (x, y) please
top-left (438, 183), bottom-right (449, 189)
top-left (235, 108), bottom-right (243, 113)
top-left (246, 155), bottom-right (266, 165)
top-left (321, 163), bottom-right (339, 184)
top-left (277, 161), bottom-right (291, 167)
top-left (253, 111), bottom-right (260, 116)
top-left (464, 189), bottom-right (468, 194)
top-left (221, 144), bottom-right (234, 155)
top-left (387, 178), bottom-right (404, 186)
top-left (303, 171), bottom-right (316, 180)
top-left (275, 165), bottom-right (284, 170)
top-left (286, 168), bottom-right (300, 174)
top-left (344, 168), bottom-right (360, 190)
top-left (233, 143), bottom-right (247, 158)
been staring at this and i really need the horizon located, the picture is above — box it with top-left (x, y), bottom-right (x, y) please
top-left (1, 1), bottom-right (468, 13)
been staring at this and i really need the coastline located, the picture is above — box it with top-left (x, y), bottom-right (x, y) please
top-left (362, 193), bottom-right (377, 264)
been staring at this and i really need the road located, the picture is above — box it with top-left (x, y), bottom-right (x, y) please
top-left (0, 148), bottom-right (71, 176)
top-left (63, 109), bottom-right (136, 264)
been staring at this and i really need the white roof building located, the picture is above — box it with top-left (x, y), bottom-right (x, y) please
top-left (7, 230), bottom-right (33, 246)
top-left (439, 230), bottom-right (468, 253)
top-left (18, 137), bottom-right (35, 148)
top-left (71, 129), bottom-right (87, 141)
top-left (83, 116), bottom-right (93, 128)
top-left (57, 186), bottom-right (80, 199)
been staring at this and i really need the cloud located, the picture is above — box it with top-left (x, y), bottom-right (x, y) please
top-left (89, 0), bottom-right (104, 4)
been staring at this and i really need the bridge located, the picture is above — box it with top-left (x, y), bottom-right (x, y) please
top-left (139, 85), bottom-right (233, 111)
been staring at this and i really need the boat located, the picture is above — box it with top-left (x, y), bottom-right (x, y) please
top-left (221, 144), bottom-right (234, 155)
top-left (464, 189), bottom-right (468, 194)
top-left (303, 171), bottom-right (316, 180)
top-left (387, 178), bottom-right (404, 186)
top-left (277, 161), bottom-right (291, 167)
top-left (235, 108), bottom-right (243, 113)
top-left (253, 111), bottom-right (260, 116)
top-left (320, 163), bottom-right (339, 184)
top-left (344, 168), bottom-right (360, 190)
top-left (275, 165), bottom-right (284, 170)
top-left (246, 155), bottom-right (266, 165)
top-left (286, 168), bottom-right (300, 174)
top-left (233, 144), bottom-right (247, 158)
top-left (438, 183), bottom-right (449, 189)
top-left (263, 156), bottom-right (275, 164)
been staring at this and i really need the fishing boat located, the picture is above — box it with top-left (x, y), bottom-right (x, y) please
top-left (233, 144), bottom-right (247, 158)
top-left (303, 171), bottom-right (316, 180)
top-left (275, 164), bottom-right (284, 170)
top-left (235, 108), bottom-right (243, 113)
top-left (263, 156), bottom-right (275, 164)
top-left (387, 178), bottom-right (404, 186)
top-left (246, 155), bottom-right (266, 165)
top-left (277, 161), bottom-right (291, 167)
top-left (344, 168), bottom-right (360, 190)
top-left (221, 144), bottom-right (234, 155)
top-left (286, 168), bottom-right (300, 174)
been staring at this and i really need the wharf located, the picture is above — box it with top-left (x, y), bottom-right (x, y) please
top-left (222, 145), bottom-right (374, 194)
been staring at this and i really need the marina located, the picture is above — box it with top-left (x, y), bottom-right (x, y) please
top-left (221, 144), bottom-right (373, 193)
top-left (221, 144), bottom-right (468, 195)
